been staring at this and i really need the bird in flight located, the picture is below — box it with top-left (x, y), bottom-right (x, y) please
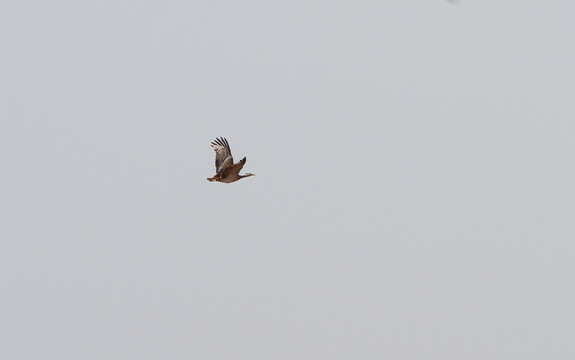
top-left (207, 137), bottom-right (255, 183)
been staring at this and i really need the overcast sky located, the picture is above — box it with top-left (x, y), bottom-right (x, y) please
top-left (2, 1), bottom-right (574, 359)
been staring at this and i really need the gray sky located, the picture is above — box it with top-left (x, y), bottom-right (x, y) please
top-left (2, 1), bottom-right (574, 359)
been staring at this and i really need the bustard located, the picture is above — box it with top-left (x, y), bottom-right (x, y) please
top-left (207, 137), bottom-right (255, 183)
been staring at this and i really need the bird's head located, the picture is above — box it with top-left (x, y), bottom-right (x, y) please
top-left (239, 173), bottom-right (255, 179)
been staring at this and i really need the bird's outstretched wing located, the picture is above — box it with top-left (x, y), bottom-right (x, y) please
top-left (228, 156), bottom-right (246, 175)
top-left (210, 137), bottom-right (233, 173)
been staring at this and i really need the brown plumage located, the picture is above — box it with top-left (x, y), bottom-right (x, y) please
top-left (207, 137), bottom-right (255, 183)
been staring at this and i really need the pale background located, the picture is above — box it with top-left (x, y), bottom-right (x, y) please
top-left (1, 1), bottom-right (574, 359)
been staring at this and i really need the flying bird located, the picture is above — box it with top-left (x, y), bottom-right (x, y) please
top-left (207, 137), bottom-right (255, 183)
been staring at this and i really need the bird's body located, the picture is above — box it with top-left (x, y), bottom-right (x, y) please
top-left (207, 137), bottom-right (254, 183)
